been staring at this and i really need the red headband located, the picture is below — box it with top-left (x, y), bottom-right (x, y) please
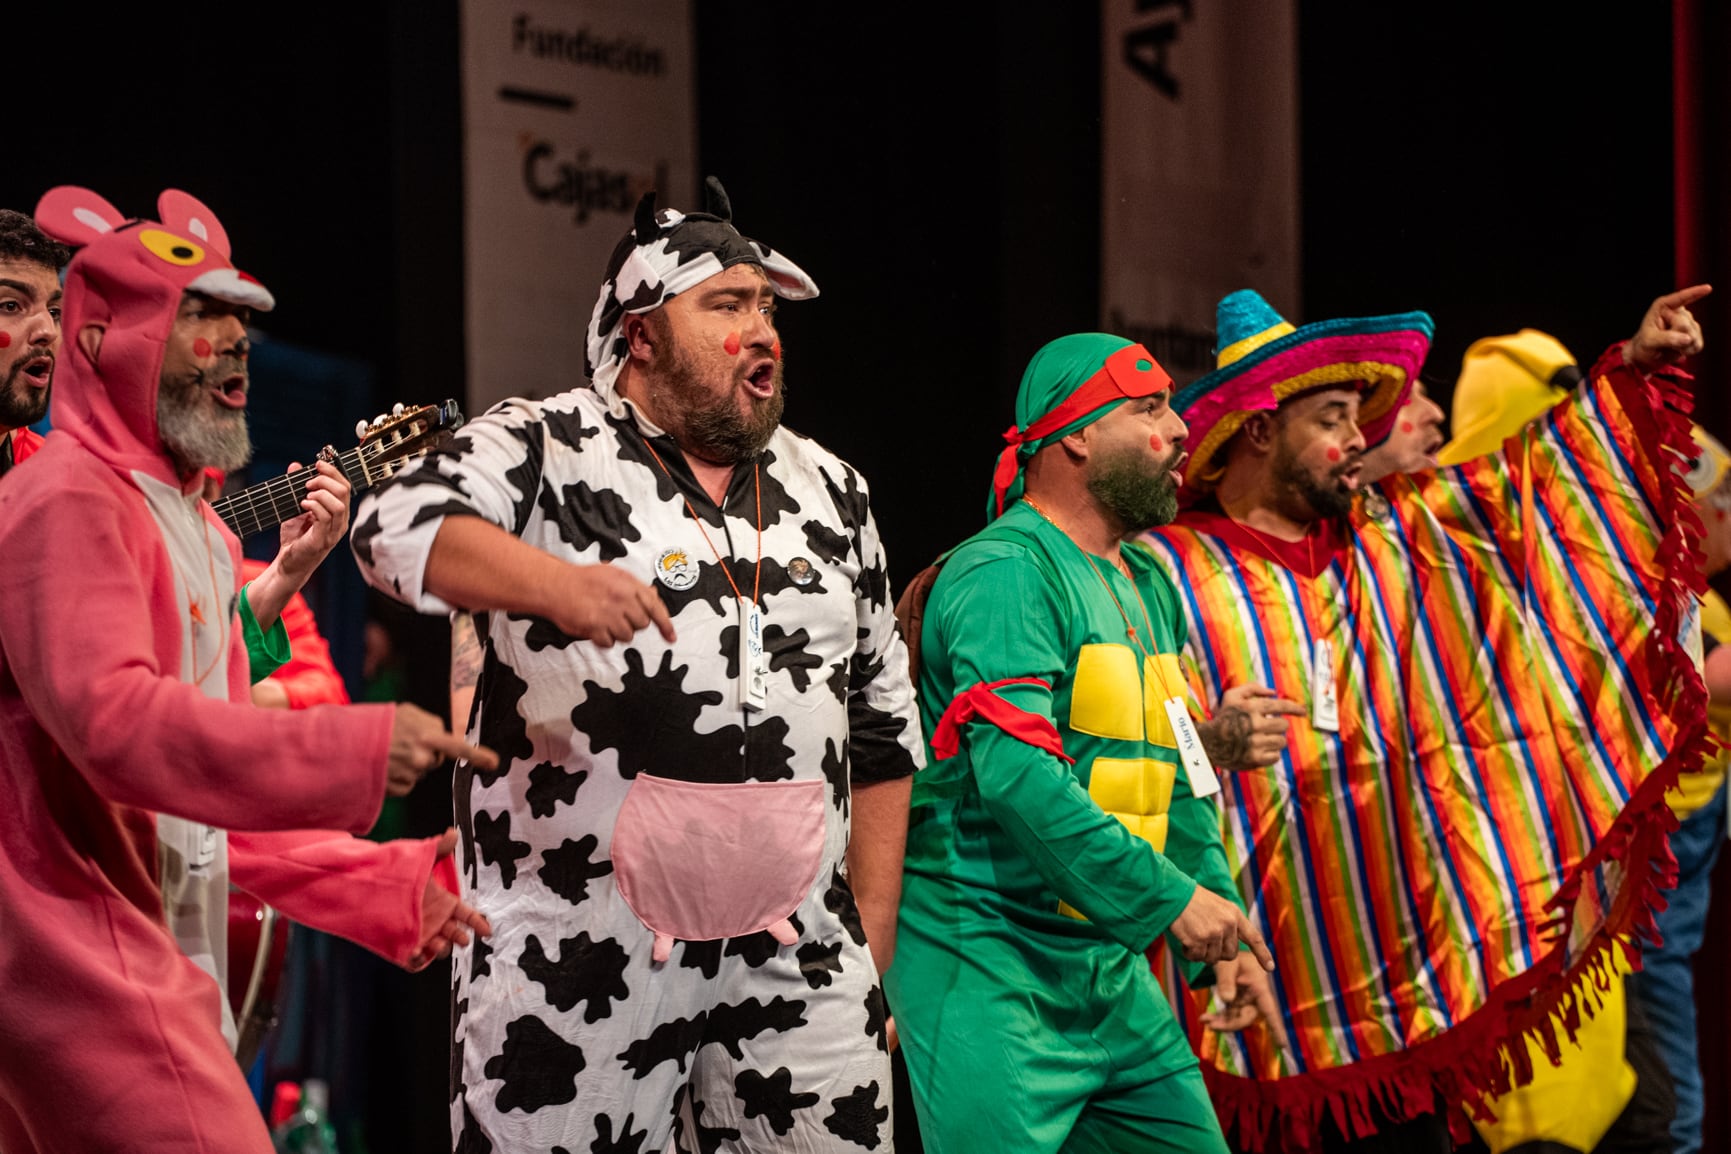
top-left (991, 343), bottom-right (1172, 516)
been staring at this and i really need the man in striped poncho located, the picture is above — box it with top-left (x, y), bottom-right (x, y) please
top-left (1140, 287), bottom-right (1710, 1153)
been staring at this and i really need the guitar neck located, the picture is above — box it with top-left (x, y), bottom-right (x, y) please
top-left (212, 446), bottom-right (375, 538)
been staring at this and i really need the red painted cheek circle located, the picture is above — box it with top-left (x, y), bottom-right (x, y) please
top-left (1400, 421), bottom-right (1414, 434)
top-left (772, 340), bottom-right (781, 362)
top-left (1149, 434), bottom-right (1164, 452)
top-left (193, 337), bottom-right (213, 358)
top-left (0, 333), bottom-right (10, 349)
top-left (1717, 509), bottom-right (1727, 523)
top-left (1326, 447), bottom-right (1342, 462)
top-left (723, 332), bottom-right (741, 356)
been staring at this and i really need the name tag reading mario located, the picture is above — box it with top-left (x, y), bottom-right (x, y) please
top-left (1164, 697), bottom-right (1219, 798)
top-left (740, 602), bottom-right (769, 712)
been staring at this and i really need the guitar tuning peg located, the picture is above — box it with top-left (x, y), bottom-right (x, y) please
top-left (355, 419), bottom-right (369, 438)
top-left (392, 403), bottom-right (405, 416)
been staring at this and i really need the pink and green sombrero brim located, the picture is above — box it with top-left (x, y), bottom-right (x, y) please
top-left (1173, 289), bottom-right (1434, 491)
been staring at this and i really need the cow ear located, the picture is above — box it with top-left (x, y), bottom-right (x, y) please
top-left (157, 189), bottom-right (231, 259)
top-left (35, 186), bottom-right (128, 248)
top-left (702, 175), bottom-right (732, 222)
top-left (633, 190), bottom-right (659, 244)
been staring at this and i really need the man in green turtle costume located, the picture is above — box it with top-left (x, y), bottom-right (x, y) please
top-left (886, 334), bottom-right (1286, 1153)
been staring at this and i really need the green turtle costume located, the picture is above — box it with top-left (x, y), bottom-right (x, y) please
top-left (885, 334), bottom-right (1241, 1153)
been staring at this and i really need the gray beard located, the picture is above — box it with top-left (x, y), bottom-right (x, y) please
top-left (157, 370), bottom-right (252, 474)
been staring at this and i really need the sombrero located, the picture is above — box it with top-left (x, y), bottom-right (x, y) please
top-left (1172, 290), bottom-right (1432, 492)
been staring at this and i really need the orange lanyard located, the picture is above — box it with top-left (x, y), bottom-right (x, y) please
top-left (640, 438), bottom-right (762, 605)
top-left (1022, 497), bottom-right (1157, 659)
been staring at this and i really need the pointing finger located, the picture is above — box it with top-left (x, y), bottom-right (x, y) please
top-left (1657, 284), bottom-right (1713, 310)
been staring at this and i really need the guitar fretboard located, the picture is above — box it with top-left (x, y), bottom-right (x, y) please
top-left (213, 446), bottom-right (375, 538)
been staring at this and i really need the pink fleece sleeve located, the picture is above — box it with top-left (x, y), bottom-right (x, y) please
top-left (230, 831), bottom-right (453, 967)
top-left (0, 472), bottom-right (395, 834)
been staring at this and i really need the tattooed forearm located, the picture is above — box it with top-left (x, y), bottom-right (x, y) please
top-left (1197, 707), bottom-right (1253, 770)
top-left (450, 612), bottom-right (484, 692)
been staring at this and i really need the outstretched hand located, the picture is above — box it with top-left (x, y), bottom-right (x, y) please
top-left (1625, 284), bottom-right (1711, 373)
top-left (406, 828), bottom-right (493, 971)
top-left (387, 703), bottom-right (498, 796)
top-left (1170, 884), bottom-right (1276, 970)
top-left (1203, 952), bottom-right (1292, 1054)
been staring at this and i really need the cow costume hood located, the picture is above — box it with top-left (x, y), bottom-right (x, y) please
top-left (584, 175), bottom-right (817, 402)
top-left (33, 186), bottom-right (273, 490)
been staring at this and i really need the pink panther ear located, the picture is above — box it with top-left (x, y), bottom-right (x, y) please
top-left (156, 189), bottom-right (231, 259)
top-left (35, 186), bottom-right (128, 248)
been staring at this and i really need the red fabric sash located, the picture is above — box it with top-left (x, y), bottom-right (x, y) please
top-left (932, 677), bottom-right (1073, 764)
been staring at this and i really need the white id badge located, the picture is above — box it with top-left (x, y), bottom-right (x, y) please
top-left (740, 602), bottom-right (769, 712)
top-left (1164, 696), bottom-right (1220, 798)
top-left (1310, 638), bottom-right (1340, 733)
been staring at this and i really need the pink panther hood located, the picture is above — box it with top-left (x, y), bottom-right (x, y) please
top-left (33, 187), bottom-right (274, 490)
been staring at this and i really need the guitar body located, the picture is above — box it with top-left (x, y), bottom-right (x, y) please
top-left (228, 886), bottom-right (291, 1069)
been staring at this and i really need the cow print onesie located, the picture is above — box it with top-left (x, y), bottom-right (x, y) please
top-left (354, 385), bottom-right (923, 1153)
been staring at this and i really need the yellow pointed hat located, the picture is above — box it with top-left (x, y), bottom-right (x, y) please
top-left (1436, 330), bottom-right (1578, 467)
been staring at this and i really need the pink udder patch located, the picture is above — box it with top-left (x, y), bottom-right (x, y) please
top-left (1400, 421), bottom-right (1414, 434)
top-left (723, 332), bottom-right (741, 356)
top-left (193, 338), bottom-right (213, 358)
top-left (1326, 447), bottom-right (1342, 462)
top-left (0, 333), bottom-right (10, 349)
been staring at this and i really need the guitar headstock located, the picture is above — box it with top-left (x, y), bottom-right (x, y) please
top-left (354, 400), bottom-right (465, 480)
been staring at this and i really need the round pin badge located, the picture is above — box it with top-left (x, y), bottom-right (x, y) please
top-left (786, 557), bottom-right (816, 586)
top-left (655, 546), bottom-right (700, 590)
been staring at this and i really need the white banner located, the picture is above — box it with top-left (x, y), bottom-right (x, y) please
top-left (1101, 0), bottom-right (1299, 386)
top-left (462, 0), bottom-right (695, 412)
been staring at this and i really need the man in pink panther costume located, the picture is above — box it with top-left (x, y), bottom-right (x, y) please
top-left (0, 185), bottom-right (492, 1154)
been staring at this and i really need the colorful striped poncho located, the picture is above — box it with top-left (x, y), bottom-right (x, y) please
top-left (1140, 345), bottom-right (1709, 1151)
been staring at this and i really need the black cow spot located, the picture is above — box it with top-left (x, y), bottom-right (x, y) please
top-left (705, 996), bottom-right (809, 1060)
top-left (735, 1066), bottom-right (820, 1136)
top-left (822, 464), bottom-right (870, 538)
top-left (519, 932), bottom-right (630, 1023)
top-left (725, 912), bottom-right (803, 969)
top-left (449, 991), bottom-right (467, 1103)
top-left (847, 693), bottom-right (917, 787)
top-left (540, 834), bottom-right (614, 907)
top-left (574, 649), bottom-right (744, 782)
top-left (821, 739), bottom-right (849, 813)
top-left (749, 449), bottom-right (802, 529)
top-left (824, 868), bottom-right (867, 947)
top-left (499, 422), bottom-right (545, 534)
top-left (823, 1081), bottom-right (888, 1149)
top-left (718, 623), bottom-right (740, 680)
top-left (764, 625), bottom-right (823, 692)
top-left (473, 809), bottom-right (533, 889)
top-left (655, 558), bottom-right (748, 619)
top-left (618, 1012), bottom-right (707, 1079)
top-left (471, 934), bottom-right (494, 981)
top-left (853, 558), bottom-right (889, 612)
top-left (606, 413), bottom-right (703, 513)
top-left (824, 660), bottom-right (849, 706)
top-left (526, 760), bottom-right (588, 818)
top-left (584, 1111), bottom-right (649, 1154)
top-left (542, 407), bottom-right (600, 453)
top-left (680, 939), bottom-right (723, 980)
top-left (508, 612), bottom-right (577, 652)
top-left (863, 984), bottom-right (888, 1051)
top-left (475, 657), bottom-right (534, 786)
top-left (801, 519), bottom-right (851, 565)
top-left (485, 1014), bottom-right (585, 1114)
top-left (350, 507), bottom-right (384, 569)
top-left (454, 759), bottom-right (479, 886)
top-left (538, 477), bottom-right (640, 561)
top-left (684, 1097), bottom-right (741, 1154)
top-left (796, 939), bottom-right (844, 989)
top-left (407, 497), bottom-right (486, 533)
top-left (743, 714), bottom-right (795, 782)
top-left (455, 1098), bottom-right (493, 1154)
top-left (380, 452), bottom-right (476, 496)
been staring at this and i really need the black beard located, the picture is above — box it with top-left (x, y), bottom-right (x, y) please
top-left (0, 356), bottom-right (51, 428)
top-left (1086, 442), bottom-right (1181, 532)
top-left (1272, 440), bottom-right (1356, 521)
top-left (157, 357), bottom-right (252, 473)
top-left (654, 339), bottom-right (783, 464)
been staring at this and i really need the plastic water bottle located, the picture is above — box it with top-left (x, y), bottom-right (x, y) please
top-left (272, 1078), bottom-right (339, 1153)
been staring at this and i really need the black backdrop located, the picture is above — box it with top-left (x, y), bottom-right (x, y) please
top-left (9, 3), bottom-right (1709, 1150)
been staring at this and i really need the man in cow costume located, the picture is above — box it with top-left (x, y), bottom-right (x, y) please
top-left (0, 187), bottom-right (492, 1153)
top-left (355, 178), bottom-right (923, 1153)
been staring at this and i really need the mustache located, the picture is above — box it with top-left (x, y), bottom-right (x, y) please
top-left (190, 355), bottom-right (249, 388)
